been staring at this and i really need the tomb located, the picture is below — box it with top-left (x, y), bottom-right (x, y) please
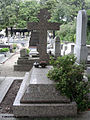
top-left (13, 66), bottom-right (77, 117)
top-left (13, 9), bottom-right (77, 117)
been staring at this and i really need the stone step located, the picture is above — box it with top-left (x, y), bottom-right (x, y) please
top-left (17, 59), bottom-right (39, 64)
top-left (14, 64), bottom-right (33, 71)
top-left (13, 102), bottom-right (77, 117)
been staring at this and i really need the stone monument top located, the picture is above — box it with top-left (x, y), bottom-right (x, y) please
top-left (27, 8), bottom-right (60, 61)
top-left (76, 10), bottom-right (87, 46)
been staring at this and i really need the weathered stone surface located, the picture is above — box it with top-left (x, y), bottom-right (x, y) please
top-left (14, 64), bottom-right (33, 71)
top-left (13, 102), bottom-right (77, 117)
top-left (29, 31), bottom-right (39, 46)
top-left (74, 10), bottom-right (88, 63)
top-left (21, 84), bottom-right (70, 103)
top-left (20, 49), bottom-right (28, 58)
top-left (14, 58), bottom-right (39, 71)
top-left (54, 36), bottom-right (61, 58)
top-left (27, 8), bottom-right (60, 61)
top-left (13, 66), bottom-right (77, 117)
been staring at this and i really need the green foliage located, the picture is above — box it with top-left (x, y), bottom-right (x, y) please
top-left (47, 55), bottom-right (89, 111)
top-left (26, 48), bottom-right (30, 54)
top-left (0, 0), bottom-right (40, 29)
top-left (0, 48), bottom-right (9, 52)
top-left (56, 21), bottom-right (76, 42)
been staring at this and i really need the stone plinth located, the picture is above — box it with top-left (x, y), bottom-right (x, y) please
top-left (14, 57), bottom-right (39, 71)
top-left (13, 66), bottom-right (77, 117)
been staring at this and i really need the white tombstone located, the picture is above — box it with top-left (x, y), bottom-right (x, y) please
top-left (74, 10), bottom-right (88, 63)
top-left (54, 36), bottom-right (61, 58)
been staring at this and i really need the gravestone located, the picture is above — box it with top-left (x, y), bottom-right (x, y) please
top-left (27, 8), bottom-right (60, 61)
top-left (29, 31), bottom-right (39, 47)
top-left (74, 10), bottom-right (88, 63)
top-left (54, 36), bottom-right (61, 58)
top-left (20, 49), bottom-right (28, 58)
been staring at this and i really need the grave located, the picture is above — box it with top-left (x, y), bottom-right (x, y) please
top-left (13, 66), bottom-right (77, 117)
top-left (14, 49), bottom-right (39, 71)
top-left (13, 9), bottom-right (77, 117)
top-left (74, 10), bottom-right (88, 63)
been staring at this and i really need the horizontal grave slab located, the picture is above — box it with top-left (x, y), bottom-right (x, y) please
top-left (20, 66), bottom-right (70, 104)
top-left (21, 84), bottom-right (70, 103)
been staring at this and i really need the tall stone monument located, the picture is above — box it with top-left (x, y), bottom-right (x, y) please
top-left (27, 8), bottom-right (60, 61)
top-left (54, 36), bottom-right (61, 58)
top-left (74, 10), bottom-right (88, 63)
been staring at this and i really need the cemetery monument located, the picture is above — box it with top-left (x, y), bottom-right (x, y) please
top-left (13, 8), bottom-right (77, 117)
top-left (74, 10), bottom-right (88, 63)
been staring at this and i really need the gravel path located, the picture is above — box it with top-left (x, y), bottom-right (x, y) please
top-left (0, 53), bottom-right (26, 77)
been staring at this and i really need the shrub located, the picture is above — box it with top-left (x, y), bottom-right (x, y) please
top-left (0, 48), bottom-right (9, 52)
top-left (27, 48), bottom-right (30, 54)
top-left (47, 54), bottom-right (89, 111)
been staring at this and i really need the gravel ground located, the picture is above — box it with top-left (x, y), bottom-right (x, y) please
top-left (0, 53), bottom-right (26, 77)
top-left (0, 80), bottom-right (22, 114)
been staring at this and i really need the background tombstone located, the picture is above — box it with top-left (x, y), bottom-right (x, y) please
top-left (74, 10), bottom-right (88, 63)
top-left (29, 31), bottom-right (39, 47)
top-left (54, 36), bottom-right (61, 58)
top-left (20, 49), bottom-right (28, 58)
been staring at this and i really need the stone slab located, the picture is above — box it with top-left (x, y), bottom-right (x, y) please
top-left (13, 102), bottom-right (77, 117)
top-left (21, 84), bottom-right (70, 103)
top-left (29, 66), bottom-right (53, 84)
top-left (14, 64), bottom-right (33, 71)
top-left (17, 58), bottom-right (39, 64)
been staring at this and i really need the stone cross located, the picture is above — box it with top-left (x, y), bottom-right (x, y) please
top-left (27, 8), bottom-right (60, 61)
top-left (54, 36), bottom-right (61, 58)
top-left (74, 10), bottom-right (88, 63)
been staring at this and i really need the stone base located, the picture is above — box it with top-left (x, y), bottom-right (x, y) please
top-left (13, 102), bottom-right (77, 117)
top-left (14, 57), bottom-right (40, 71)
top-left (74, 45), bottom-right (88, 63)
top-left (14, 64), bottom-right (33, 71)
top-left (13, 67), bottom-right (77, 117)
